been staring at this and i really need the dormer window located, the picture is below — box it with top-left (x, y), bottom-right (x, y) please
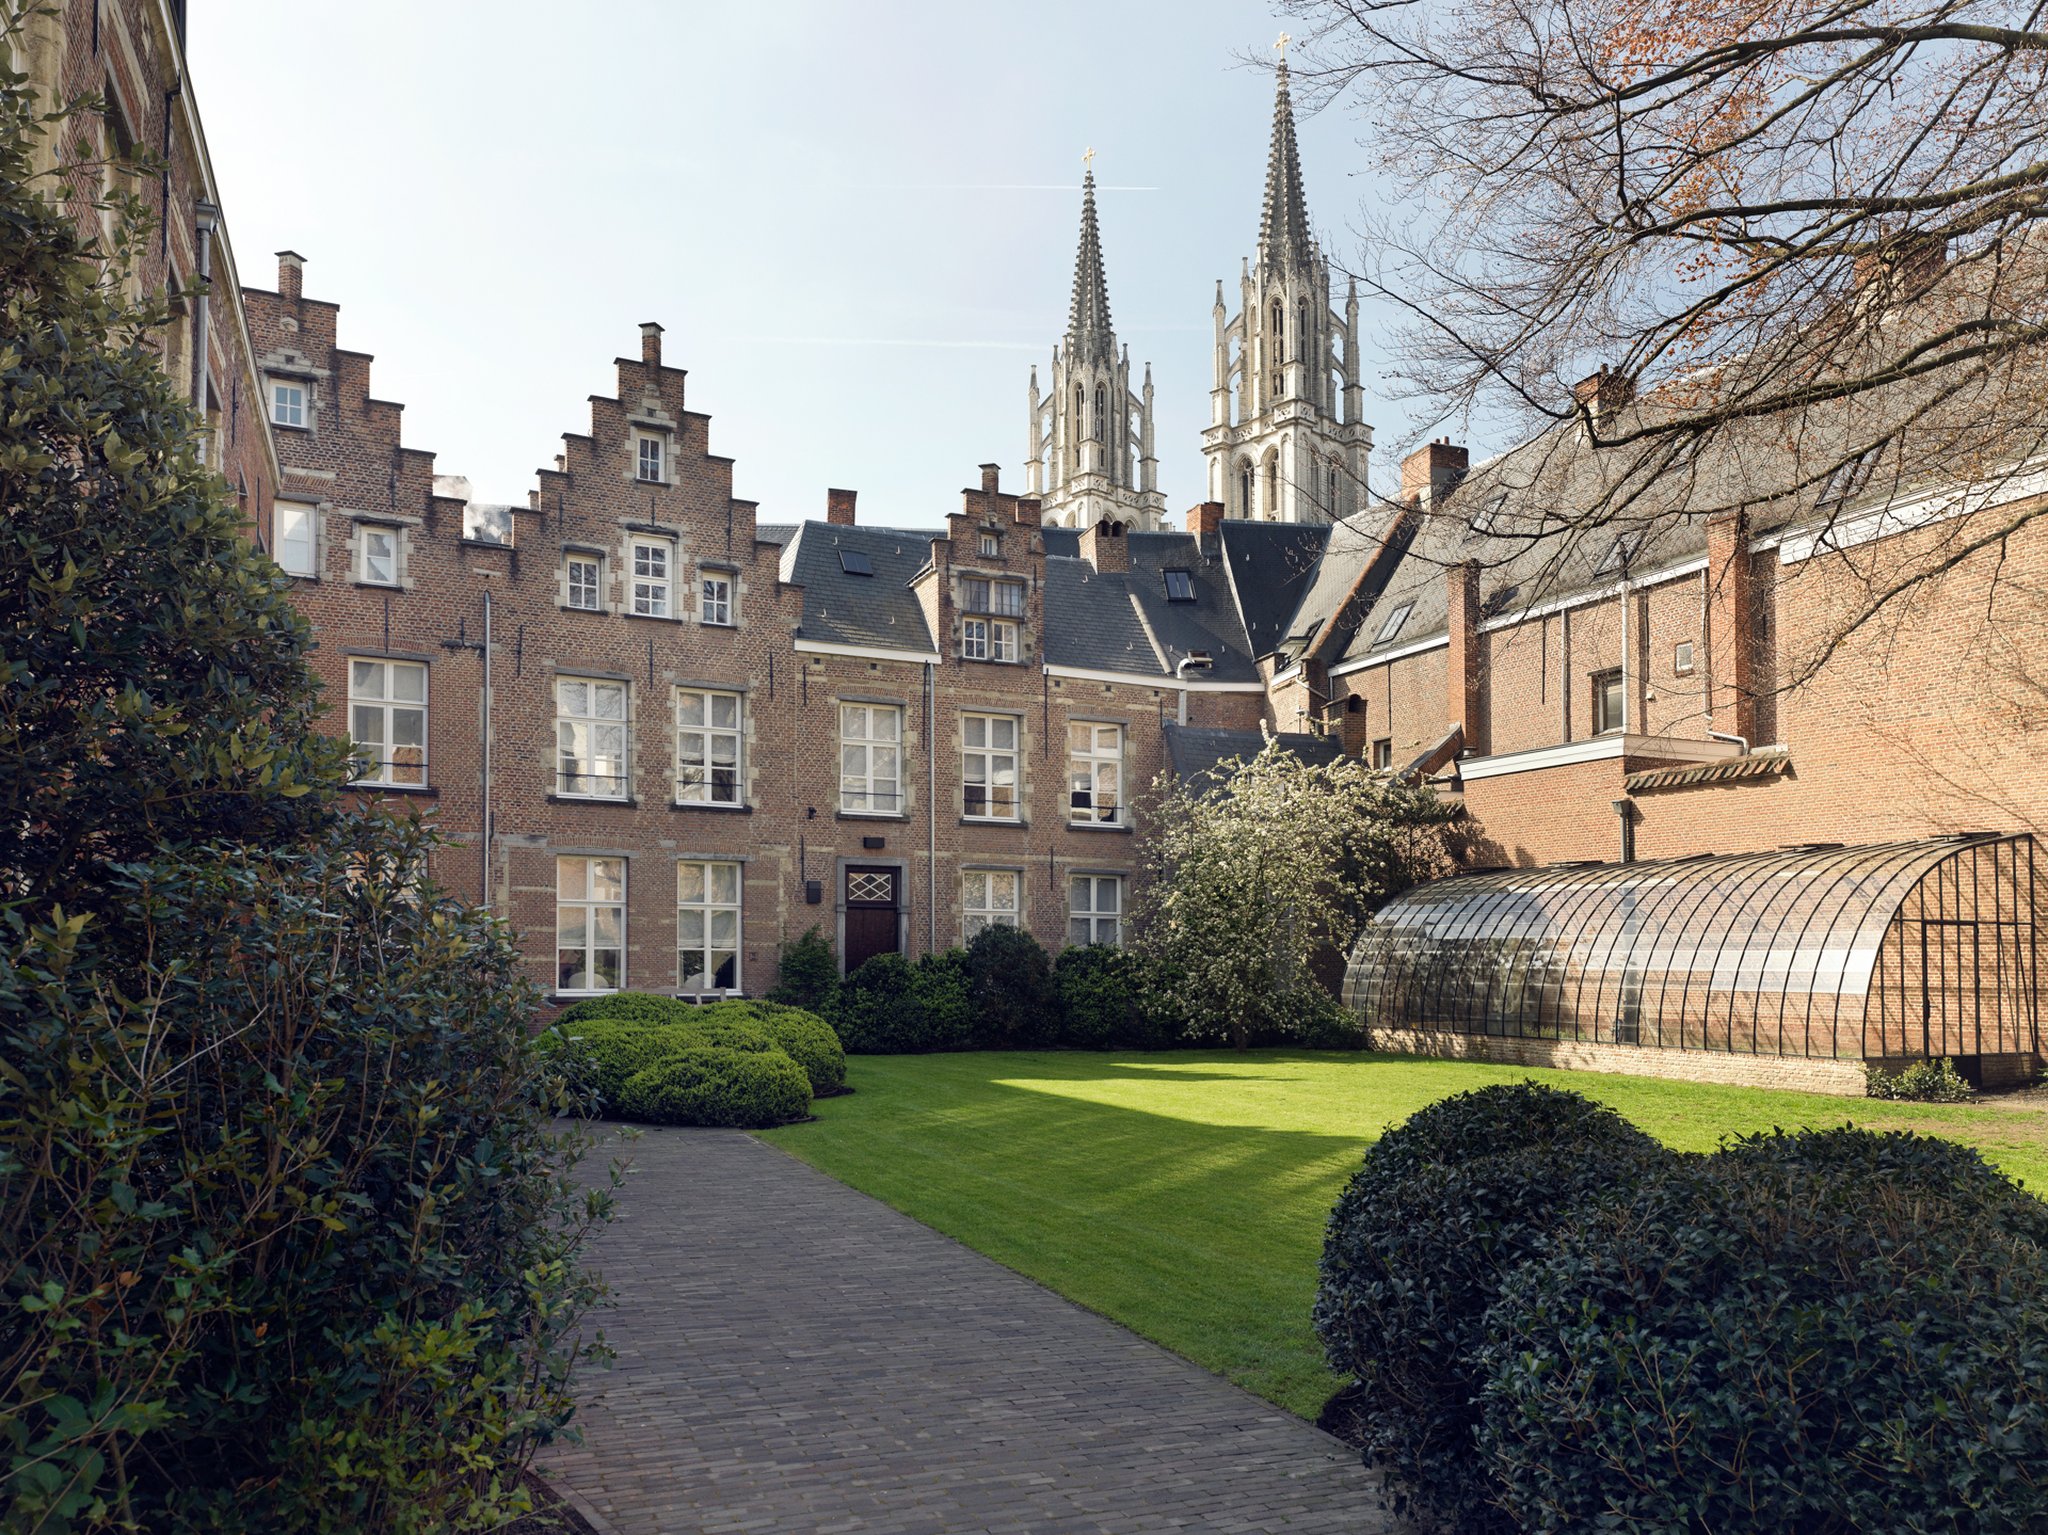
top-left (1163, 569), bottom-right (1196, 603)
top-left (1471, 493), bottom-right (1508, 536)
top-left (636, 433), bottom-right (665, 484)
top-left (270, 379), bottom-right (306, 428)
top-left (962, 577), bottom-right (1024, 617)
top-left (1372, 602), bottom-right (1413, 647)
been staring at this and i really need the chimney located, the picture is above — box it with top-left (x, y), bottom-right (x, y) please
top-left (276, 249), bottom-right (305, 301)
top-left (1705, 509), bottom-right (1756, 744)
top-left (1572, 366), bottom-right (1635, 424)
top-left (1079, 517), bottom-right (1130, 574)
top-left (1401, 439), bottom-right (1469, 506)
top-left (1187, 501), bottom-right (1225, 538)
top-left (826, 487), bottom-right (857, 526)
top-left (640, 322), bottom-right (663, 367)
top-left (979, 463), bottom-right (1001, 496)
top-left (1013, 497), bottom-right (1042, 528)
top-left (1446, 560), bottom-right (1487, 757)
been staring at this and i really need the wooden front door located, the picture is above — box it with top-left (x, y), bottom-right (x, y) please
top-left (843, 866), bottom-right (902, 974)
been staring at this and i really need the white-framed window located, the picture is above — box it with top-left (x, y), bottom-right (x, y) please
top-left (962, 712), bottom-right (1019, 820)
top-left (962, 576), bottom-right (1025, 617)
top-left (270, 378), bottom-right (306, 428)
top-left (1372, 603), bottom-right (1413, 647)
top-left (1068, 722), bottom-right (1124, 825)
top-left (700, 570), bottom-right (733, 626)
top-left (979, 533), bottom-right (1000, 558)
top-left (557, 856), bottom-right (624, 994)
top-left (557, 677), bottom-right (629, 798)
top-left (675, 688), bottom-right (742, 806)
top-left (347, 659), bottom-right (427, 787)
top-left (1068, 875), bottom-right (1122, 947)
top-left (1674, 640), bottom-right (1696, 675)
top-left (839, 703), bottom-right (902, 813)
top-left (274, 500), bottom-right (317, 577)
top-left (962, 616), bottom-right (1019, 662)
top-left (1372, 738), bottom-right (1394, 771)
top-left (636, 432), bottom-right (665, 483)
top-left (1593, 668), bottom-right (1625, 735)
top-left (678, 860), bottom-right (741, 995)
top-left (357, 525), bottom-right (399, 586)
top-left (630, 538), bottom-right (672, 617)
top-left (565, 553), bottom-right (603, 611)
top-left (963, 869), bottom-right (1020, 940)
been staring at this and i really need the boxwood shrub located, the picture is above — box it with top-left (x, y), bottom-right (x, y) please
top-left (1051, 944), bottom-right (1178, 1049)
top-left (545, 991), bottom-right (846, 1097)
top-left (1479, 1128), bottom-right (2048, 1534)
top-left (696, 999), bottom-right (847, 1095)
top-left (964, 923), bottom-right (1055, 1046)
top-left (1315, 1083), bottom-right (1670, 1531)
top-left (617, 1046), bottom-right (813, 1128)
top-left (828, 951), bottom-right (981, 1053)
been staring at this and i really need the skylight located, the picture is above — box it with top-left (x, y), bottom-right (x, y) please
top-left (1471, 493), bottom-right (1508, 536)
top-left (1372, 602), bottom-right (1414, 646)
top-left (1163, 569), bottom-right (1196, 602)
top-left (838, 548), bottom-right (874, 576)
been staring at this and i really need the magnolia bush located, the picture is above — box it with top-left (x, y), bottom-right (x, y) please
top-left (1134, 738), bottom-right (1455, 1046)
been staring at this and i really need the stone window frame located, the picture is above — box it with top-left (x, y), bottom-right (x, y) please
top-left (698, 566), bottom-right (736, 627)
top-left (676, 859), bottom-right (743, 997)
top-left (563, 548), bottom-right (606, 612)
top-left (962, 615), bottom-right (1019, 662)
top-left (1067, 873), bottom-right (1124, 947)
top-left (555, 676), bottom-right (632, 801)
top-left (556, 854), bottom-right (626, 996)
top-left (629, 535), bottom-right (675, 618)
top-left (961, 711), bottom-right (1021, 822)
top-left (962, 866), bottom-right (1023, 942)
top-left (269, 374), bottom-right (309, 430)
top-left (838, 701), bottom-right (904, 816)
top-left (352, 519), bottom-right (405, 588)
top-left (634, 428), bottom-right (668, 485)
top-left (345, 657), bottom-right (428, 789)
top-left (673, 686), bottom-right (744, 807)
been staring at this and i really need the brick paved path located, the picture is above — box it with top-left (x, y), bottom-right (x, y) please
top-left (539, 1126), bottom-right (1404, 1534)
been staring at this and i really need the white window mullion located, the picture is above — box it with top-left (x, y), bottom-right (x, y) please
top-left (557, 856), bottom-right (625, 993)
top-left (678, 860), bottom-right (741, 995)
top-left (839, 703), bottom-right (902, 813)
top-left (675, 688), bottom-right (743, 806)
top-left (557, 678), bottom-right (630, 799)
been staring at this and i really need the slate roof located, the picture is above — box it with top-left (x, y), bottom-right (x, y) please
top-left (1214, 521), bottom-right (1331, 660)
top-left (779, 521), bottom-right (938, 653)
top-left (754, 522), bottom-right (798, 547)
top-left (1162, 724), bottom-right (1345, 791)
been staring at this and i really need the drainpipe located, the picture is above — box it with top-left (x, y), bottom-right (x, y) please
top-left (1174, 652), bottom-right (1213, 726)
top-left (925, 660), bottom-right (936, 956)
top-left (1612, 797), bottom-right (1636, 863)
top-left (479, 589), bottom-right (494, 909)
top-left (191, 201), bottom-right (218, 459)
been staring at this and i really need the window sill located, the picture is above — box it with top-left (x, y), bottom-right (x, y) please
top-left (960, 816), bottom-right (1026, 828)
top-left (700, 620), bottom-right (737, 630)
top-left (961, 656), bottom-right (1028, 667)
top-left (350, 781), bottom-right (438, 797)
top-left (560, 603), bottom-right (608, 615)
top-left (836, 809), bottom-right (909, 822)
top-left (624, 611), bottom-right (684, 624)
top-left (670, 801), bottom-right (751, 814)
top-left (353, 580), bottom-right (404, 592)
top-left (547, 792), bottom-right (637, 807)
top-left (1067, 820), bottom-right (1132, 834)
top-left (549, 991), bottom-right (620, 1005)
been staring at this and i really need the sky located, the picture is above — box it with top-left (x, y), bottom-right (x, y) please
top-left (193, 1), bottom-right (1426, 527)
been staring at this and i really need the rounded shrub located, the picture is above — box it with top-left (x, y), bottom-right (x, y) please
top-left (696, 999), bottom-right (847, 1095)
top-left (1314, 1083), bottom-right (1670, 1531)
top-left (964, 924), bottom-right (1055, 1046)
top-left (616, 1046), bottom-right (813, 1128)
top-left (539, 1009), bottom-right (780, 1107)
top-left (827, 951), bottom-right (976, 1052)
top-left (768, 925), bottom-right (840, 1012)
top-left (1478, 1131), bottom-right (2048, 1535)
top-left (552, 989), bottom-right (697, 1028)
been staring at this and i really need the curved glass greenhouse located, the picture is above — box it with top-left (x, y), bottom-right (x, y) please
top-left (1343, 834), bottom-right (2041, 1063)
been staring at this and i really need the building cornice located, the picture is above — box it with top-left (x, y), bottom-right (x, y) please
top-left (1456, 732), bottom-right (1739, 782)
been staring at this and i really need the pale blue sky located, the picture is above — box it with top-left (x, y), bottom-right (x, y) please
top-left (195, 1), bottom-right (1425, 525)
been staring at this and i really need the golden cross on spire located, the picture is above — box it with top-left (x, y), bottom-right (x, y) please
top-left (1274, 30), bottom-right (1291, 58)
top-left (1082, 146), bottom-right (1096, 174)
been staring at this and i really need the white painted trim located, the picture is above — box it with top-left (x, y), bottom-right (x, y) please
top-left (1457, 732), bottom-right (1740, 782)
top-left (1269, 664), bottom-right (1304, 686)
top-left (793, 638), bottom-right (942, 665)
top-left (1778, 462), bottom-right (2048, 565)
top-left (1330, 634), bottom-right (1449, 677)
top-left (1479, 557), bottom-right (1708, 635)
top-left (1042, 663), bottom-right (1264, 693)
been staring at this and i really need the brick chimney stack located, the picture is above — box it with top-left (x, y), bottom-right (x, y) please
top-left (640, 322), bottom-right (663, 367)
top-left (1705, 509), bottom-right (1756, 743)
top-left (980, 463), bottom-right (1001, 495)
top-left (277, 250), bottom-right (304, 301)
top-left (1573, 366), bottom-right (1635, 423)
top-left (826, 488), bottom-right (858, 526)
top-left (1187, 501), bottom-right (1226, 538)
top-left (1446, 560), bottom-right (1488, 757)
top-left (1401, 439), bottom-right (1469, 506)
top-left (1079, 517), bottom-right (1131, 574)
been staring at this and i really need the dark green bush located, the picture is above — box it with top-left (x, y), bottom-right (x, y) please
top-left (0, 69), bottom-right (602, 1532)
top-left (1867, 1055), bottom-right (1975, 1102)
top-left (964, 923), bottom-right (1055, 1046)
top-left (1279, 987), bottom-right (1370, 1050)
top-left (769, 925), bottom-right (840, 1011)
top-left (617, 1046), bottom-right (813, 1128)
top-left (1052, 944), bottom-right (1179, 1048)
top-left (1479, 1129), bottom-right (2048, 1534)
top-left (553, 989), bottom-right (697, 1028)
top-left (543, 991), bottom-right (846, 1097)
top-left (827, 951), bottom-right (978, 1052)
top-left (1315, 1083), bottom-right (1669, 1531)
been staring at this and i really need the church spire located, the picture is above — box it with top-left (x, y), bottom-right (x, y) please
top-left (1066, 160), bottom-right (1115, 366)
top-left (1258, 54), bottom-right (1313, 268)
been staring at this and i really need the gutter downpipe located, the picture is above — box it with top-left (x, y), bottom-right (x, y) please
top-left (1174, 654), bottom-right (1213, 726)
top-left (191, 201), bottom-right (218, 460)
top-left (925, 661), bottom-right (937, 955)
top-left (480, 590), bottom-right (494, 910)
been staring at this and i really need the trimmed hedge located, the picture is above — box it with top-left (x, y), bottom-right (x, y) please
top-left (1050, 944), bottom-right (1177, 1049)
top-left (1479, 1128), bottom-right (2048, 1534)
top-left (544, 990), bottom-right (846, 1097)
top-left (697, 999), bottom-right (847, 1095)
top-left (964, 924), bottom-right (1055, 1046)
top-left (1315, 1084), bottom-right (1671, 1530)
top-left (827, 951), bottom-right (980, 1053)
top-left (617, 1046), bottom-right (812, 1128)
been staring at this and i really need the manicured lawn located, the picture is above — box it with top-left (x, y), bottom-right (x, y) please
top-left (760, 1051), bottom-right (2048, 1418)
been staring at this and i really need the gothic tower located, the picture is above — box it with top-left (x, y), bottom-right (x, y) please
top-left (1202, 58), bottom-right (1371, 523)
top-left (1026, 167), bottom-right (1166, 531)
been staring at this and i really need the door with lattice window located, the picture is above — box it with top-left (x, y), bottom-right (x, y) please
top-left (844, 866), bottom-right (901, 974)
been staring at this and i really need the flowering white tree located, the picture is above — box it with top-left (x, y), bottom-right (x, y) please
top-left (1134, 738), bottom-right (1457, 1048)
